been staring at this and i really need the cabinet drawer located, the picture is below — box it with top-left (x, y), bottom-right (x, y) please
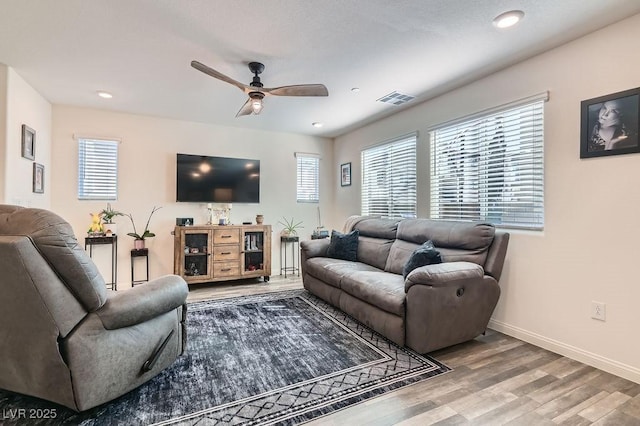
top-left (213, 262), bottom-right (240, 277)
top-left (213, 229), bottom-right (240, 244)
top-left (213, 245), bottom-right (240, 261)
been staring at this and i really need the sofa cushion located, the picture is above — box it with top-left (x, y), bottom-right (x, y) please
top-left (402, 240), bottom-right (442, 279)
top-left (352, 217), bottom-right (399, 239)
top-left (385, 239), bottom-right (420, 275)
top-left (356, 236), bottom-right (394, 270)
top-left (304, 257), bottom-right (381, 289)
top-left (340, 271), bottom-right (406, 317)
top-left (327, 229), bottom-right (359, 261)
top-left (386, 220), bottom-right (495, 272)
top-left (396, 219), bottom-right (495, 250)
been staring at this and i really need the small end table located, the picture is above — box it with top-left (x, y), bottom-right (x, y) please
top-left (131, 248), bottom-right (149, 286)
top-left (85, 235), bottom-right (117, 290)
top-left (280, 236), bottom-right (300, 278)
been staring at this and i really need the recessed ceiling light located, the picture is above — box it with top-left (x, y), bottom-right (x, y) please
top-left (312, 122), bottom-right (324, 128)
top-left (97, 91), bottom-right (113, 99)
top-left (351, 87), bottom-right (360, 93)
top-left (493, 10), bottom-right (524, 29)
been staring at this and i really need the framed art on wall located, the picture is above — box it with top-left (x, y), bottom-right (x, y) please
top-left (580, 87), bottom-right (640, 158)
top-left (340, 162), bottom-right (351, 187)
top-left (33, 163), bottom-right (44, 193)
top-left (22, 124), bottom-right (36, 160)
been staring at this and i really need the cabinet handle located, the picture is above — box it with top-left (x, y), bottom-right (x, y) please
top-left (221, 252), bottom-right (231, 255)
top-left (221, 268), bottom-right (231, 272)
top-left (221, 235), bottom-right (232, 238)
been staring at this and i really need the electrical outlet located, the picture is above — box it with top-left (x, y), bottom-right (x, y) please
top-left (591, 301), bottom-right (606, 321)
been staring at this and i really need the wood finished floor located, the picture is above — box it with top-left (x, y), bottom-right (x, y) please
top-left (187, 277), bottom-right (640, 425)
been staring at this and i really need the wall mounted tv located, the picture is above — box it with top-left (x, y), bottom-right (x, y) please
top-left (176, 153), bottom-right (260, 203)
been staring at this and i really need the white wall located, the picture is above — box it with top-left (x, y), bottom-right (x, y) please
top-left (1, 67), bottom-right (52, 208)
top-left (51, 106), bottom-right (333, 287)
top-left (0, 64), bottom-right (7, 203)
top-left (334, 14), bottom-right (640, 383)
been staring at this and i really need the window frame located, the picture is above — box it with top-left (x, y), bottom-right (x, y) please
top-left (77, 137), bottom-right (119, 201)
top-left (429, 93), bottom-right (547, 230)
top-left (361, 132), bottom-right (417, 219)
top-left (295, 153), bottom-right (320, 203)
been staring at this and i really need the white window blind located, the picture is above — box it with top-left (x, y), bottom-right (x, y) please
top-left (296, 154), bottom-right (319, 203)
top-left (361, 133), bottom-right (417, 218)
top-left (78, 138), bottom-right (119, 200)
top-left (430, 96), bottom-right (545, 230)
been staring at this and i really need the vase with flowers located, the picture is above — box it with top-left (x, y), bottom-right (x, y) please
top-left (126, 206), bottom-right (162, 249)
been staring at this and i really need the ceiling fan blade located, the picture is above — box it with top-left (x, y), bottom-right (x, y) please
top-left (235, 97), bottom-right (254, 117)
top-left (191, 60), bottom-right (249, 92)
top-left (265, 84), bottom-right (328, 97)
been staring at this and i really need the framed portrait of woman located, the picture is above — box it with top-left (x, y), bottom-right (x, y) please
top-left (580, 87), bottom-right (640, 158)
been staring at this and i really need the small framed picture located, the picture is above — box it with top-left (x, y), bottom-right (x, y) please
top-left (22, 125), bottom-right (36, 160)
top-left (580, 87), bottom-right (640, 158)
top-left (33, 163), bottom-right (44, 193)
top-left (340, 162), bottom-right (352, 187)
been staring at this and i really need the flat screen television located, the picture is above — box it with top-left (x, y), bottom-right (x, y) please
top-left (176, 153), bottom-right (260, 203)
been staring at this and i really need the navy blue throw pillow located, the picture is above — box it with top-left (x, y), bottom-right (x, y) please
top-left (402, 240), bottom-right (442, 279)
top-left (326, 229), bottom-right (359, 261)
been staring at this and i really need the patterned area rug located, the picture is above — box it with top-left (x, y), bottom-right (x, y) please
top-left (0, 290), bottom-right (450, 425)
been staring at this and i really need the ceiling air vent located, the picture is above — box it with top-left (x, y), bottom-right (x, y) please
top-left (376, 91), bottom-right (415, 105)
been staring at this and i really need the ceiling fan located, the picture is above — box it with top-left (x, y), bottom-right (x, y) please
top-left (191, 60), bottom-right (329, 117)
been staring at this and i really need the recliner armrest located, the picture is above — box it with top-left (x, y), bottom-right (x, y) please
top-left (404, 261), bottom-right (484, 292)
top-left (300, 239), bottom-right (330, 259)
top-left (96, 275), bottom-right (188, 330)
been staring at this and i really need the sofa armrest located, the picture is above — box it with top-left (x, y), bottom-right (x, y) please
top-left (404, 261), bottom-right (484, 292)
top-left (96, 275), bottom-right (188, 330)
top-left (300, 238), bottom-right (330, 259)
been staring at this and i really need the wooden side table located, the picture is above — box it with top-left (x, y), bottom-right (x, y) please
top-left (131, 248), bottom-right (149, 286)
top-left (85, 235), bottom-right (117, 290)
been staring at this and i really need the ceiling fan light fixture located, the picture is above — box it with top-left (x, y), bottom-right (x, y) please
top-left (493, 10), bottom-right (524, 29)
top-left (249, 92), bottom-right (265, 114)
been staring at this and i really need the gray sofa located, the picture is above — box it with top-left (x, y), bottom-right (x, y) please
top-left (0, 205), bottom-right (188, 411)
top-left (300, 216), bottom-right (509, 353)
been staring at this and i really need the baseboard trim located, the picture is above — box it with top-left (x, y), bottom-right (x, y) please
top-left (488, 319), bottom-right (640, 384)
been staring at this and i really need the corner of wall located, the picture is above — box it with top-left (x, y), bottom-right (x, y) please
top-left (0, 64), bottom-right (8, 203)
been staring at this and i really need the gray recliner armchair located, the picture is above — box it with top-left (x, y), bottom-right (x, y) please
top-left (0, 205), bottom-right (189, 411)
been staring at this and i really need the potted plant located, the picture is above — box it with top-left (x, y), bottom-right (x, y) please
top-left (278, 217), bottom-right (303, 237)
top-left (126, 206), bottom-right (162, 249)
top-left (100, 203), bottom-right (123, 235)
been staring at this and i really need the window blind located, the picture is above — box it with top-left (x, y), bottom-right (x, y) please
top-left (296, 154), bottom-right (319, 203)
top-left (361, 133), bottom-right (417, 218)
top-left (78, 138), bottom-right (119, 200)
top-left (430, 98), bottom-right (544, 230)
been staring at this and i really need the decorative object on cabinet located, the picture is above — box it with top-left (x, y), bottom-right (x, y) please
top-left (32, 163), bottom-right (44, 193)
top-left (21, 124), bottom-right (35, 160)
top-left (174, 224), bottom-right (271, 285)
top-left (340, 162), bottom-right (352, 186)
top-left (580, 87), bottom-right (640, 158)
top-left (176, 217), bottom-right (193, 226)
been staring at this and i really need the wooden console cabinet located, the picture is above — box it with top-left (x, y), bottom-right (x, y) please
top-left (173, 224), bottom-right (271, 285)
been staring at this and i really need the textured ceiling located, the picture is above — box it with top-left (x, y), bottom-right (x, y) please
top-left (1, 1), bottom-right (639, 137)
